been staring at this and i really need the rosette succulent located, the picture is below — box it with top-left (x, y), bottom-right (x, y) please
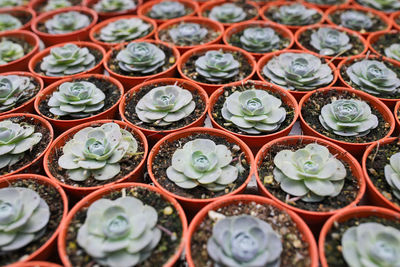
top-left (209, 3), bottom-right (246, 23)
top-left (385, 43), bottom-right (400, 62)
top-left (339, 11), bottom-right (373, 31)
top-left (77, 196), bottom-right (161, 267)
top-left (309, 27), bottom-right (352, 56)
top-left (44, 11), bottom-right (91, 35)
top-left (0, 187), bottom-right (50, 252)
top-left (135, 85), bottom-right (195, 126)
top-left (116, 42), bottom-right (166, 74)
top-left (43, 0), bottom-right (72, 12)
top-left (58, 123), bottom-right (138, 181)
top-left (346, 59), bottom-right (400, 96)
top-left (221, 90), bottom-right (286, 134)
top-left (342, 222), bottom-right (400, 267)
top-left (0, 39), bottom-right (24, 65)
top-left (0, 0), bottom-right (22, 7)
top-left (148, 1), bottom-right (186, 19)
top-left (168, 23), bottom-right (208, 45)
top-left (94, 0), bottom-right (136, 12)
top-left (272, 4), bottom-right (318, 26)
top-left (40, 43), bottom-right (96, 77)
top-left (0, 14), bottom-right (22, 32)
top-left (356, 0), bottom-right (400, 12)
top-left (207, 215), bottom-right (282, 267)
top-left (0, 120), bottom-right (42, 170)
top-left (99, 18), bottom-right (151, 43)
top-left (239, 27), bottom-right (280, 53)
top-left (166, 139), bottom-right (239, 191)
top-left (0, 75), bottom-right (35, 112)
top-left (262, 52), bottom-right (334, 91)
top-left (273, 143), bottom-right (347, 202)
top-left (306, 0), bottom-right (343, 4)
top-left (319, 99), bottom-right (378, 137)
top-left (384, 152), bottom-right (400, 199)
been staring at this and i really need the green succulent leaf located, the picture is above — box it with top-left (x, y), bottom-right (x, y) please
top-left (385, 43), bottom-right (400, 62)
top-left (149, 1), bottom-right (186, 19)
top-left (0, 39), bottom-right (24, 65)
top-left (43, 0), bottom-right (72, 12)
top-left (239, 27), bottom-right (280, 53)
top-left (0, 0), bottom-right (22, 7)
top-left (209, 3), bottom-right (246, 23)
top-left (168, 23), bottom-right (208, 44)
top-left (272, 3), bottom-right (318, 26)
top-left (94, 0), bottom-right (136, 12)
top-left (99, 18), bottom-right (151, 43)
top-left (309, 27), bottom-right (352, 56)
top-left (0, 14), bottom-right (22, 32)
top-left (0, 75), bottom-right (35, 112)
top-left (384, 152), bottom-right (400, 200)
top-left (356, 0), bottom-right (400, 12)
top-left (44, 11), bottom-right (90, 35)
top-left (340, 10), bottom-right (373, 31)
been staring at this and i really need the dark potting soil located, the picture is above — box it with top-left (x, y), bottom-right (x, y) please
top-left (152, 133), bottom-right (250, 199)
top-left (158, 24), bottom-right (221, 47)
top-left (329, 9), bottom-right (387, 33)
top-left (211, 82), bottom-right (295, 136)
top-left (0, 116), bottom-right (51, 176)
top-left (37, 12), bottom-right (92, 33)
top-left (94, 25), bottom-right (154, 43)
top-left (258, 141), bottom-right (359, 212)
top-left (146, 5), bottom-right (193, 19)
top-left (372, 32), bottom-right (400, 60)
top-left (324, 216), bottom-right (400, 267)
top-left (34, 0), bottom-right (82, 13)
top-left (0, 178), bottom-right (64, 266)
top-left (2, 36), bottom-right (33, 58)
top-left (47, 122), bottom-right (145, 187)
top-left (65, 186), bottom-right (183, 267)
top-left (7, 10), bottom-right (32, 26)
top-left (38, 76), bottom-right (121, 120)
top-left (265, 6), bottom-right (322, 26)
top-left (202, 2), bottom-right (258, 23)
top-left (190, 201), bottom-right (311, 267)
top-left (124, 81), bottom-right (206, 131)
top-left (302, 90), bottom-right (390, 143)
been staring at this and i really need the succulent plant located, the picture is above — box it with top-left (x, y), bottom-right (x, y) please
top-left (99, 18), bottom-right (151, 43)
top-left (135, 85), bottom-right (195, 126)
top-left (0, 0), bottom-right (22, 7)
top-left (346, 59), bottom-right (400, 96)
top-left (58, 122), bottom-right (138, 181)
top-left (0, 39), bottom-right (24, 65)
top-left (384, 152), bottom-right (400, 200)
top-left (0, 120), bottom-right (42, 170)
top-left (306, 0), bottom-right (343, 4)
top-left (40, 43), bottom-right (96, 77)
top-left (43, 0), bottom-right (72, 12)
top-left (273, 143), bottom-right (347, 202)
top-left (221, 90), bottom-right (286, 134)
top-left (207, 215), bottom-right (282, 267)
top-left (0, 75), bottom-right (35, 112)
top-left (166, 139), bottom-right (240, 191)
top-left (272, 3), bottom-right (318, 26)
top-left (94, 0), bottom-right (136, 12)
top-left (309, 27), bottom-right (352, 56)
top-left (385, 43), bottom-right (400, 62)
top-left (262, 52), bottom-right (334, 91)
top-left (239, 27), bottom-right (280, 53)
top-left (356, 0), bottom-right (400, 12)
top-left (149, 1), bottom-right (186, 19)
top-left (342, 222), bottom-right (400, 267)
top-left (209, 3), bottom-right (246, 23)
top-left (168, 23), bottom-right (208, 45)
top-left (0, 14), bottom-right (22, 32)
top-left (339, 11), bottom-right (373, 31)
top-left (0, 187), bottom-right (50, 252)
top-left (77, 196), bottom-right (161, 267)
top-left (116, 42), bottom-right (166, 74)
top-left (44, 11), bottom-right (90, 35)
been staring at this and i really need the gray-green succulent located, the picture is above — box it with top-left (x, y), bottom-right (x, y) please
top-left (342, 222), bottom-right (400, 267)
top-left (0, 14), bottom-right (22, 32)
top-left (273, 143), bottom-right (347, 202)
top-left (384, 152), bottom-right (400, 200)
top-left (306, 0), bottom-right (343, 4)
top-left (340, 11), bottom-right (373, 31)
top-left (77, 196), bottom-right (161, 267)
top-left (58, 123), bottom-right (138, 181)
top-left (0, 0), bottom-right (22, 7)
top-left (221, 89), bottom-right (286, 134)
top-left (0, 187), bottom-right (50, 252)
top-left (166, 139), bottom-right (240, 191)
top-left (44, 11), bottom-right (90, 35)
top-left (99, 18), bottom-right (151, 43)
top-left (94, 0), bottom-right (136, 12)
top-left (356, 0), bottom-right (400, 12)
top-left (149, 1), bottom-right (186, 19)
top-left (0, 39), bottom-right (24, 65)
top-left (207, 215), bottom-right (282, 267)
top-left (0, 75), bottom-right (35, 112)
top-left (40, 43), bottom-right (96, 77)
top-left (209, 3), bottom-right (246, 23)
top-left (272, 3), bottom-right (319, 26)
top-left (385, 43), bottom-right (400, 62)
top-left (168, 23), bottom-right (208, 45)
top-left (319, 99), bottom-right (378, 137)
top-left (262, 52), bottom-right (334, 91)
top-left (239, 27), bottom-right (280, 53)
top-left (135, 85), bottom-right (195, 126)
top-left (43, 0), bottom-right (72, 12)
top-left (309, 27), bottom-right (352, 56)
top-left (0, 120), bottom-right (42, 170)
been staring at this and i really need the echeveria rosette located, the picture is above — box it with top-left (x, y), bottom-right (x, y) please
top-left (384, 152), bottom-right (400, 200)
top-left (94, 0), bottom-right (136, 12)
top-left (272, 3), bottom-right (319, 26)
top-left (0, 75), bottom-right (35, 112)
top-left (273, 143), bottom-right (347, 202)
top-left (209, 3), bottom-right (246, 23)
top-left (385, 44), bottom-right (400, 62)
top-left (135, 85), bottom-right (195, 126)
top-left (207, 215), bottom-right (282, 267)
top-left (262, 52), bottom-right (334, 91)
top-left (0, 0), bottom-right (22, 7)
top-left (239, 27), bottom-right (280, 53)
top-left (0, 14), bottom-right (22, 32)
top-left (0, 120), bottom-right (42, 170)
top-left (339, 11), bottom-right (373, 31)
top-left (168, 23), bottom-right (208, 45)
top-left (309, 27), bottom-right (353, 56)
top-left (149, 1), bottom-right (186, 19)
top-left (43, 0), bottom-right (72, 12)
top-left (58, 123), bottom-right (138, 181)
top-left (356, 0), bottom-right (400, 12)
top-left (47, 81), bottom-right (105, 118)
top-left (0, 40), bottom-right (24, 65)
top-left (221, 90), bottom-right (286, 134)
top-left (99, 18), bottom-right (151, 43)
top-left (77, 196), bottom-right (161, 267)
top-left (166, 139), bottom-right (239, 191)
top-left (44, 11), bottom-right (91, 35)
top-left (342, 222), bottom-right (400, 267)
top-left (0, 187), bottom-right (50, 252)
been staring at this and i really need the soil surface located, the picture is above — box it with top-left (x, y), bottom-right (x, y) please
top-left (6, 10), bottom-right (32, 26)
top-left (329, 9), bottom-right (387, 33)
top-left (371, 32), bottom-right (400, 60)
top-left (265, 6), bottom-right (322, 26)
top-left (203, 2), bottom-right (258, 23)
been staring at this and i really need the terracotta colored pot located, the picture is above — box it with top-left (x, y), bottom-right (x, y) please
top-left (83, 0), bottom-right (142, 20)
top-left (104, 39), bottom-right (179, 91)
top-left (28, 41), bottom-right (106, 86)
top-left (155, 17), bottom-right (224, 54)
top-left (256, 49), bottom-right (338, 102)
top-left (299, 87), bottom-right (395, 158)
top-left (58, 182), bottom-right (187, 267)
top-left (0, 30), bottom-right (39, 73)
top-left (391, 11), bottom-right (400, 30)
top-left (319, 206), bottom-right (400, 267)
top-left (89, 15), bottom-right (157, 50)
top-left (0, 6), bottom-right (36, 31)
top-left (147, 127), bottom-right (254, 214)
top-left (368, 30), bottom-right (400, 62)
top-left (186, 194), bottom-right (319, 267)
top-left (15, 262), bottom-right (63, 267)
top-left (222, 20), bottom-right (294, 60)
top-left (178, 44), bottom-right (256, 96)
top-left (43, 119), bottom-right (148, 198)
top-left (0, 174), bottom-right (68, 265)
top-left (301, 0), bottom-right (351, 11)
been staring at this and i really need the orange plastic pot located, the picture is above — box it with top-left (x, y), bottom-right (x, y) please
top-left (29, 0), bottom-right (83, 14)
top-left (301, 0), bottom-right (351, 11)
top-left (155, 17), bottom-right (224, 54)
top-left (299, 87), bottom-right (395, 158)
top-left (178, 44), bottom-right (256, 96)
top-left (89, 15), bottom-right (157, 50)
top-left (83, 0), bottom-right (142, 20)
top-left (186, 194), bottom-right (319, 267)
top-left (256, 49), bottom-right (338, 102)
top-left (57, 182), bottom-right (187, 267)
top-left (0, 30), bottom-right (39, 73)
top-left (147, 127), bottom-right (254, 214)
top-left (368, 30), bottom-right (399, 62)
top-left (0, 6), bottom-right (36, 31)
top-left (15, 262), bottom-right (63, 267)
top-left (43, 119), bottom-right (148, 198)
top-left (29, 41), bottom-right (106, 86)
top-left (391, 11), bottom-right (400, 30)
top-left (0, 174), bottom-right (68, 265)
top-left (319, 206), bottom-right (400, 267)
top-left (223, 20), bottom-right (294, 60)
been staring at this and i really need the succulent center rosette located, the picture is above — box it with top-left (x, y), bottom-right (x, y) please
top-left (99, 18), bottom-right (151, 43)
top-left (0, 14), bottom-right (22, 32)
top-left (149, 1), bottom-right (186, 19)
top-left (0, 75), bottom-right (35, 112)
top-left (94, 0), bottom-right (136, 12)
top-left (44, 11), bottom-right (91, 35)
top-left (0, 0), bottom-right (22, 7)
top-left (168, 23), bottom-right (208, 45)
top-left (77, 196), bottom-right (161, 267)
top-left (384, 152), bottom-right (400, 200)
top-left (272, 3), bottom-right (318, 26)
top-left (340, 11), bottom-right (373, 31)
top-left (310, 27), bottom-right (352, 56)
top-left (239, 27), bottom-right (280, 53)
top-left (356, 0), bottom-right (400, 12)
top-left (385, 44), bottom-right (400, 62)
top-left (0, 39), bottom-right (24, 65)
top-left (209, 3), bottom-right (246, 23)
top-left (43, 0), bottom-right (72, 12)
